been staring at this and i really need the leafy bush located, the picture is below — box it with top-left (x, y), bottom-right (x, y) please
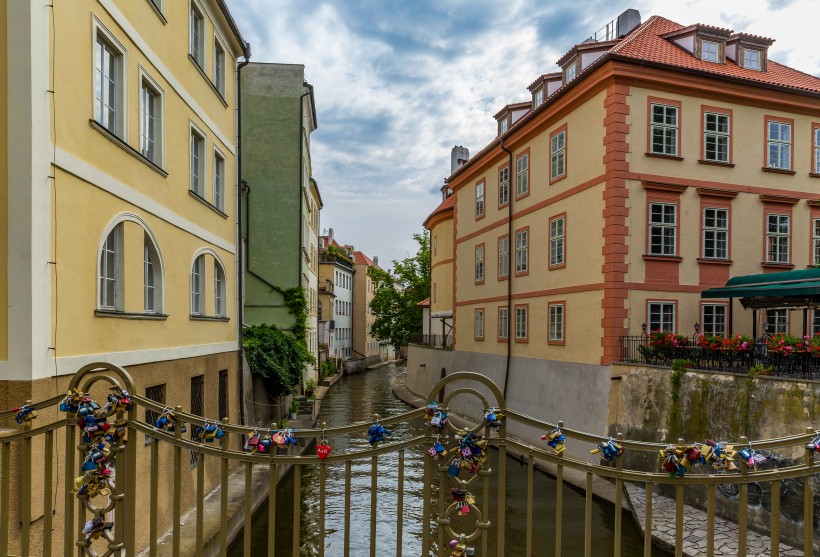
top-left (243, 324), bottom-right (315, 397)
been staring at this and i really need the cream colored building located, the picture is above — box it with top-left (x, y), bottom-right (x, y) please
top-left (353, 251), bottom-right (384, 363)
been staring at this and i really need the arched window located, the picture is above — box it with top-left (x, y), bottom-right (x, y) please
top-left (214, 262), bottom-right (226, 317)
top-left (99, 224), bottom-right (122, 309)
top-left (190, 248), bottom-right (228, 319)
top-left (144, 234), bottom-right (161, 313)
top-left (191, 255), bottom-right (204, 315)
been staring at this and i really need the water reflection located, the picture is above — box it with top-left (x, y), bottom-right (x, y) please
top-left (229, 364), bottom-right (670, 556)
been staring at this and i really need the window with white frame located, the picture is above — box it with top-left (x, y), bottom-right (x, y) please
top-left (475, 309), bottom-right (484, 339)
top-left (94, 33), bottom-right (123, 135)
top-left (812, 310), bottom-right (820, 336)
top-left (213, 151), bottom-right (225, 211)
top-left (140, 78), bottom-right (160, 163)
top-left (191, 255), bottom-right (204, 315)
top-left (702, 207), bottom-right (728, 259)
top-left (500, 119), bottom-right (508, 134)
top-left (475, 182), bottom-right (485, 218)
top-left (498, 236), bottom-right (509, 278)
top-left (550, 130), bottom-right (566, 180)
top-left (190, 2), bottom-right (205, 66)
top-left (190, 128), bottom-right (205, 196)
top-left (767, 121), bottom-right (792, 170)
top-left (549, 216), bottom-right (565, 267)
top-left (701, 304), bottom-right (727, 336)
top-left (498, 307), bottom-right (508, 340)
top-left (703, 112), bottom-right (729, 163)
top-left (214, 263), bottom-right (226, 317)
top-left (814, 128), bottom-right (820, 174)
top-left (814, 218), bottom-right (820, 266)
top-left (498, 167), bottom-right (509, 206)
top-left (534, 89), bottom-right (543, 107)
top-left (766, 308), bottom-right (787, 334)
top-left (565, 63), bottom-right (576, 83)
top-left (144, 239), bottom-right (158, 313)
top-left (701, 40), bottom-right (719, 62)
top-left (515, 229), bottom-right (528, 274)
top-left (475, 245), bottom-right (484, 282)
top-left (743, 49), bottom-right (761, 70)
top-left (99, 225), bottom-right (122, 309)
top-left (650, 104), bottom-right (678, 156)
top-left (648, 302), bottom-right (675, 333)
top-left (516, 154), bottom-right (528, 197)
top-left (648, 203), bottom-right (677, 256)
top-left (213, 39), bottom-right (225, 95)
top-left (766, 214), bottom-right (790, 263)
top-left (515, 306), bottom-right (528, 340)
top-left (549, 304), bottom-right (564, 342)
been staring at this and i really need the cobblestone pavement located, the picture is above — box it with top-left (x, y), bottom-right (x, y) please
top-left (625, 483), bottom-right (803, 556)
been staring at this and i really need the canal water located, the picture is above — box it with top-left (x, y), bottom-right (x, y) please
top-left (229, 363), bottom-right (670, 556)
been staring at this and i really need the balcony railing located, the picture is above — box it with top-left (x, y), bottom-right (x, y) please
top-left (619, 334), bottom-right (820, 379)
top-left (410, 333), bottom-right (453, 350)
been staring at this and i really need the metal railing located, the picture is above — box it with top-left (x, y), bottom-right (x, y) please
top-left (410, 333), bottom-right (453, 350)
top-left (1, 362), bottom-right (818, 556)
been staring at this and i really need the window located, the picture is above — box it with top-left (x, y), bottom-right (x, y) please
top-left (814, 218), bottom-right (820, 266)
top-left (743, 48), bottom-right (761, 70)
top-left (515, 228), bottom-right (528, 274)
top-left (701, 304), bottom-right (727, 336)
top-left (516, 153), bottom-right (529, 198)
top-left (213, 40), bottom-right (225, 95)
top-left (144, 384), bottom-right (166, 445)
top-left (213, 151), bottom-right (225, 211)
top-left (190, 2), bottom-right (204, 66)
top-left (498, 236), bottom-right (509, 279)
top-left (565, 63), bottom-right (576, 83)
top-left (813, 311), bottom-right (820, 336)
top-left (433, 235), bottom-right (437, 256)
top-left (702, 208), bottom-right (728, 259)
top-left (474, 244), bottom-right (485, 283)
top-left (475, 182), bottom-right (485, 218)
top-left (144, 241), bottom-right (157, 313)
top-left (814, 127), bottom-right (820, 174)
top-left (514, 305), bottom-right (528, 341)
top-left (534, 89), bottom-right (543, 107)
top-left (650, 103), bottom-right (679, 156)
top-left (549, 216), bottom-right (565, 268)
top-left (140, 80), bottom-right (160, 163)
top-left (549, 303), bottom-right (564, 343)
top-left (498, 307), bottom-right (509, 340)
top-left (214, 263), bottom-right (226, 317)
top-left (701, 40), bottom-right (719, 62)
top-left (474, 309), bottom-right (484, 340)
top-left (703, 112), bottom-right (730, 163)
top-left (766, 309), bottom-right (787, 334)
top-left (648, 203), bottom-right (677, 256)
top-left (766, 214), bottom-right (790, 263)
top-left (191, 255), bottom-right (204, 315)
top-left (190, 128), bottom-right (205, 196)
top-left (767, 120), bottom-right (792, 170)
top-left (550, 128), bottom-right (567, 181)
top-left (432, 283), bottom-right (436, 303)
top-left (99, 225), bottom-right (122, 309)
top-left (94, 34), bottom-right (122, 135)
top-left (648, 302), bottom-right (675, 333)
top-left (501, 119), bottom-right (508, 134)
top-left (190, 375), bottom-right (204, 465)
top-left (498, 166), bottom-right (510, 207)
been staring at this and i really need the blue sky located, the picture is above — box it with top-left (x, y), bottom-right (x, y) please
top-left (225, 0), bottom-right (819, 269)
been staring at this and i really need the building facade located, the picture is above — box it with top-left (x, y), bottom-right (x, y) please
top-left (318, 230), bottom-right (354, 362)
top-left (239, 62), bottom-right (320, 382)
top-left (353, 251), bottom-right (387, 363)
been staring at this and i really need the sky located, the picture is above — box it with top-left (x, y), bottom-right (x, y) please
top-left (224, 0), bottom-right (820, 269)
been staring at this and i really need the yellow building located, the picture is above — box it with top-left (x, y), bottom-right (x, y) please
top-left (416, 10), bottom-right (820, 437)
top-left (0, 0), bottom-right (247, 552)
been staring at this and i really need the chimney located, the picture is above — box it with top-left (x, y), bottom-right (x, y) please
top-left (328, 227), bottom-right (334, 245)
top-left (616, 9), bottom-right (641, 37)
top-left (450, 146), bottom-right (470, 174)
top-left (373, 256), bottom-right (379, 268)
top-left (440, 183), bottom-right (452, 201)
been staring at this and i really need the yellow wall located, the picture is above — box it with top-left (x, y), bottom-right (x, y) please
top-left (430, 214), bottom-right (454, 315)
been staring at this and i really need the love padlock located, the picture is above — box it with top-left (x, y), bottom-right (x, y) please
top-left (806, 436), bottom-right (820, 452)
top-left (82, 457), bottom-right (98, 472)
top-left (449, 539), bottom-right (467, 557)
top-left (316, 440), bottom-right (332, 460)
top-left (83, 517), bottom-right (114, 541)
top-left (12, 403), bottom-right (37, 425)
top-left (447, 458), bottom-right (461, 477)
top-left (541, 428), bottom-right (567, 454)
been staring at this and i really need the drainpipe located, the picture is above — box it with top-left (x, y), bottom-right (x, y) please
top-left (297, 86), bottom-right (313, 287)
top-left (500, 140), bottom-right (514, 399)
top-left (236, 43), bottom-right (251, 426)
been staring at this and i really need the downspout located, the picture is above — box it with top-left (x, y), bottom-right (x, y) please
top-left (236, 43), bottom-right (251, 426)
top-left (500, 139), bottom-right (514, 399)
top-left (297, 87), bottom-right (312, 287)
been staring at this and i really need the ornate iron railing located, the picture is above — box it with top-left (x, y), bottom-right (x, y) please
top-left (0, 362), bottom-right (818, 556)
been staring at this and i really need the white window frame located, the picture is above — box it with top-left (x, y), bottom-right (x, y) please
top-left (814, 128), bottom-right (820, 174)
top-left (214, 262), bottom-right (226, 317)
top-left (549, 304), bottom-right (564, 342)
top-left (766, 213), bottom-right (790, 264)
top-left (516, 154), bottom-right (529, 197)
top-left (498, 167), bottom-right (510, 206)
top-left (550, 130), bottom-right (566, 180)
top-left (515, 306), bottom-right (528, 341)
top-left (92, 20), bottom-right (127, 137)
top-left (650, 104), bottom-right (679, 156)
top-left (498, 307), bottom-right (509, 340)
top-left (144, 242), bottom-right (157, 313)
top-left (213, 37), bottom-right (226, 96)
top-left (812, 310), bottom-right (820, 336)
top-left (515, 229), bottom-right (528, 274)
top-left (191, 255), bottom-right (205, 315)
top-left (648, 302), bottom-right (676, 333)
top-left (767, 121), bottom-right (792, 170)
top-left (500, 119), bottom-right (508, 134)
top-left (702, 207), bottom-right (728, 260)
top-left (475, 182), bottom-right (485, 218)
top-left (766, 308), bottom-right (788, 335)
top-left (99, 224), bottom-right (122, 310)
top-left (190, 124), bottom-right (206, 196)
top-left (648, 202), bottom-right (677, 256)
top-left (565, 62), bottom-right (577, 83)
top-left (189, 1), bottom-right (205, 67)
top-left (474, 309), bottom-right (484, 339)
top-left (549, 217), bottom-right (565, 267)
top-left (814, 218), bottom-right (820, 266)
top-left (534, 89), bottom-right (544, 107)
top-left (213, 148), bottom-right (226, 211)
top-left (703, 112), bottom-right (730, 163)
top-left (743, 48), bottom-right (761, 70)
top-left (701, 39), bottom-right (719, 62)
top-left (475, 245), bottom-right (484, 282)
top-left (139, 69), bottom-right (164, 166)
top-left (498, 236), bottom-right (509, 279)
top-left (701, 304), bottom-right (727, 336)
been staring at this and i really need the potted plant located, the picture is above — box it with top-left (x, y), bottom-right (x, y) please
top-left (289, 399), bottom-right (299, 420)
top-left (305, 378), bottom-right (317, 400)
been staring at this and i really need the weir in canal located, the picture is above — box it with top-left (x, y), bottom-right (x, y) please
top-left (229, 363), bottom-right (669, 556)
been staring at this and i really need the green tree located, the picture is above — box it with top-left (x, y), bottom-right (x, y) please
top-left (243, 324), bottom-right (315, 396)
top-left (367, 231), bottom-right (430, 347)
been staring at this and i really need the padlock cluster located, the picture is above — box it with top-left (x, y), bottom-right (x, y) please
top-left (193, 421), bottom-right (225, 443)
top-left (427, 436), bottom-right (447, 460)
top-left (450, 487), bottom-right (476, 515)
top-left (806, 436), bottom-right (820, 452)
top-left (424, 401), bottom-right (448, 430)
top-left (243, 428), bottom-right (298, 453)
top-left (448, 538), bottom-right (468, 556)
top-left (698, 439), bottom-right (739, 471)
top-left (154, 408), bottom-right (187, 433)
top-left (447, 432), bottom-right (488, 477)
top-left (591, 438), bottom-right (624, 462)
top-left (660, 444), bottom-right (701, 477)
top-left (541, 428), bottom-right (566, 454)
top-left (11, 402), bottom-right (37, 425)
top-left (367, 422), bottom-right (391, 445)
top-left (484, 407), bottom-right (503, 429)
top-left (73, 444), bottom-right (114, 498)
top-left (82, 516), bottom-right (114, 542)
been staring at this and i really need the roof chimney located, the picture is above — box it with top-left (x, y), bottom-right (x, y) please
top-left (617, 9), bottom-right (641, 37)
top-left (451, 146), bottom-right (470, 174)
top-left (328, 227), bottom-right (334, 245)
top-left (373, 256), bottom-right (379, 268)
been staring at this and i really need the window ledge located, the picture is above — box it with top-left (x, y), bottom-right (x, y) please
top-left (549, 174), bottom-right (567, 185)
top-left (476, 213), bottom-right (485, 221)
top-left (188, 54), bottom-right (229, 108)
top-left (190, 315), bottom-right (230, 322)
top-left (498, 202), bottom-right (510, 210)
top-left (645, 153), bottom-right (683, 161)
top-left (549, 263), bottom-right (566, 270)
top-left (95, 309), bottom-right (168, 320)
top-left (144, 0), bottom-right (167, 24)
top-left (188, 190), bottom-right (228, 218)
top-left (809, 173), bottom-right (820, 179)
top-left (761, 262), bottom-right (794, 270)
top-left (761, 167), bottom-right (796, 175)
top-left (698, 160), bottom-right (735, 168)
top-left (697, 258), bottom-right (733, 265)
top-left (89, 120), bottom-right (168, 177)
top-left (548, 340), bottom-right (566, 346)
top-left (643, 255), bottom-right (682, 262)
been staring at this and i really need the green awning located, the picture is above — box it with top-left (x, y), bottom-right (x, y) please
top-left (701, 268), bottom-right (820, 308)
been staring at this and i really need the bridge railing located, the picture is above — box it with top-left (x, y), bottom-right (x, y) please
top-left (0, 364), bottom-right (818, 557)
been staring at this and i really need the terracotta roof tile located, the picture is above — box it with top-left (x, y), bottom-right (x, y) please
top-left (423, 195), bottom-right (455, 228)
top-left (353, 251), bottom-right (374, 266)
top-left (417, 297), bottom-right (431, 308)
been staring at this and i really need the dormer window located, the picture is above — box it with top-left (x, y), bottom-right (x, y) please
top-left (565, 63), bottom-right (576, 83)
top-left (501, 119), bottom-right (508, 134)
top-left (701, 40), bottom-right (719, 62)
top-left (743, 48), bottom-right (761, 70)
top-left (534, 89), bottom-right (543, 108)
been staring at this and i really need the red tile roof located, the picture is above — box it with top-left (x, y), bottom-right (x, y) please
top-left (423, 195), bottom-right (455, 228)
top-left (417, 297), bottom-right (431, 308)
top-left (353, 251), bottom-right (374, 266)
